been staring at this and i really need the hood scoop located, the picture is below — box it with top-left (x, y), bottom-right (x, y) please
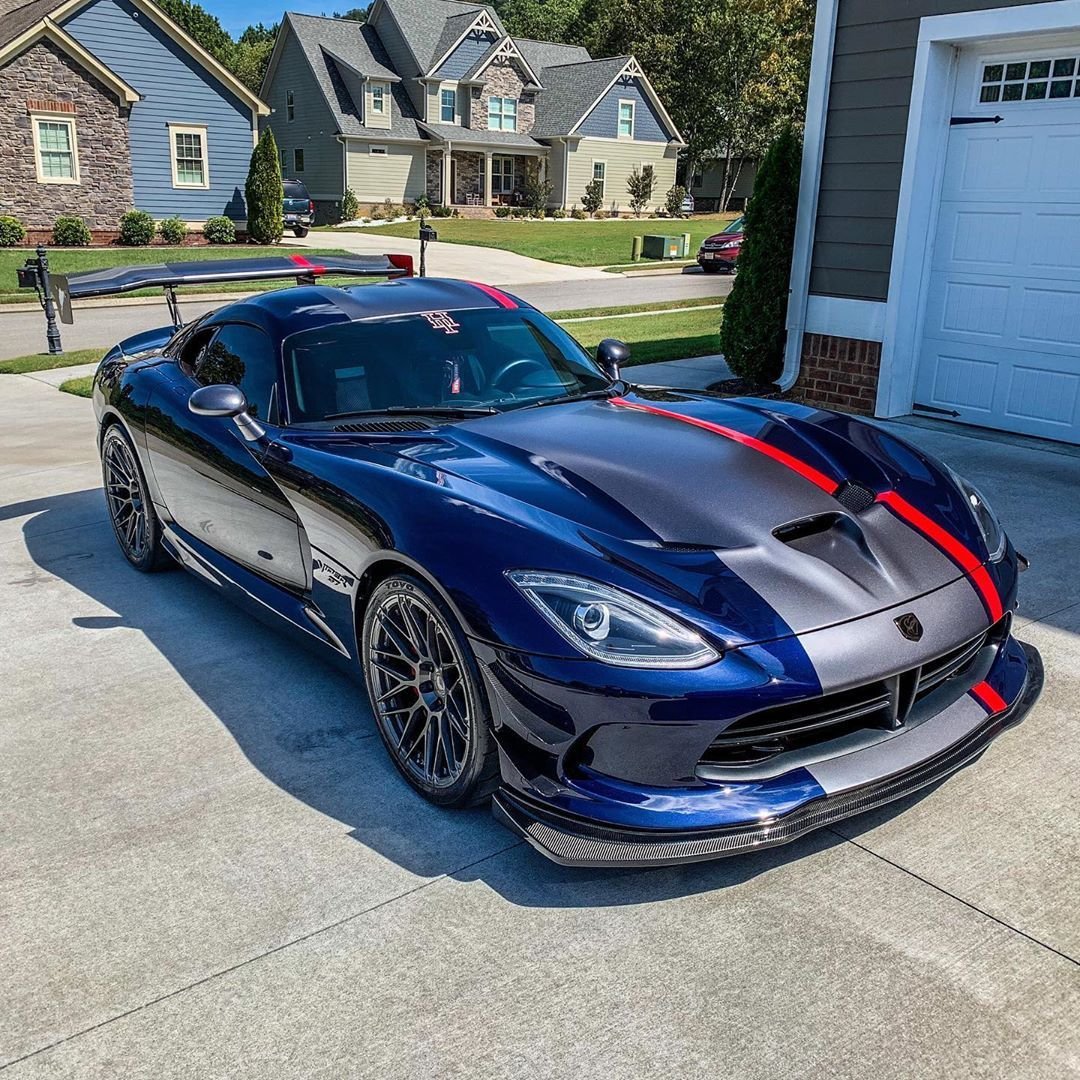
top-left (334, 417), bottom-right (434, 433)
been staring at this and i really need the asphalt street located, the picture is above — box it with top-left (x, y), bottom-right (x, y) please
top-left (0, 269), bottom-right (729, 361)
top-left (1, 372), bottom-right (1078, 1078)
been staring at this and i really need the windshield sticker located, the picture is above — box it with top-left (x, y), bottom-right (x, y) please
top-left (422, 311), bottom-right (461, 335)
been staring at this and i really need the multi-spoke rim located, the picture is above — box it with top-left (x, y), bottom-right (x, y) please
top-left (103, 434), bottom-right (149, 561)
top-left (368, 591), bottom-right (472, 789)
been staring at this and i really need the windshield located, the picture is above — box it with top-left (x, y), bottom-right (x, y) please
top-left (722, 216), bottom-right (744, 235)
top-left (283, 307), bottom-right (613, 423)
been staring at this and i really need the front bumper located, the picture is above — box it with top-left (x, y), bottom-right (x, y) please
top-left (698, 249), bottom-right (737, 268)
top-left (491, 641), bottom-right (1043, 867)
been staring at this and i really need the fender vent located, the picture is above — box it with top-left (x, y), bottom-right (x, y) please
top-left (334, 418), bottom-right (433, 433)
top-left (834, 480), bottom-right (876, 514)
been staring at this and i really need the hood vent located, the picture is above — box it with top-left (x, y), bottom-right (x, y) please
top-left (834, 480), bottom-right (877, 514)
top-left (334, 418), bottom-right (433, 433)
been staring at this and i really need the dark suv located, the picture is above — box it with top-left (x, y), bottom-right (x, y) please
top-left (283, 179), bottom-right (315, 237)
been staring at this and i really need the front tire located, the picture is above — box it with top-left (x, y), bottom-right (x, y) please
top-left (361, 574), bottom-right (500, 807)
top-left (701, 264), bottom-right (721, 274)
top-left (293, 226), bottom-right (310, 238)
top-left (100, 424), bottom-right (171, 572)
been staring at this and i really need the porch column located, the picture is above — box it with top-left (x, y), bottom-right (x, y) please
top-left (484, 151), bottom-right (493, 208)
top-left (442, 142), bottom-right (452, 205)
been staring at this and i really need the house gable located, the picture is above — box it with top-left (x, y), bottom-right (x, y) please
top-left (434, 27), bottom-right (497, 79)
top-left (576, 74), bottom-right (672, 143)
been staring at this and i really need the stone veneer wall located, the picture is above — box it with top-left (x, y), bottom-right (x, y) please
top-left (426, 148), bottom-right (444, 202)
top-left (0, 39), bottom-right (133, 229)
top-left (475, 58), bottom-right (535, 134)
top-left (793, 333), bottom-right (883, 414)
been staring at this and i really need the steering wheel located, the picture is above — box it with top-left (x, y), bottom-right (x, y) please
top-left (490, 357), bottom-right (546, 391)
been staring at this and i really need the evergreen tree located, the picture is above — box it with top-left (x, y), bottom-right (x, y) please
top-left (245, 129), bottom-right (284, 244)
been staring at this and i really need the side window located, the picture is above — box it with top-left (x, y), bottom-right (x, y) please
top-left (196, 323), bottom-right (279, 422)
top-left (175, 326), bottom-right (216, 376)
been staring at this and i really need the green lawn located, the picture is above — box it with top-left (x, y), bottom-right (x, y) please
top-left (346, 216), bottom-right (736, 267)
top-left (0, 245), bottom-right (352, 304)
top-left (562, 305), bottom-right (722, 366)
top-left (550, 296), bottom-right (722, 321)
top-left (0, 347), bottom-right (105, 374)
top-left (59, 375), bottom-right (94, 398)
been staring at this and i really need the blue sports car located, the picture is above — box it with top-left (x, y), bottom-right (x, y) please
top-left (73, 255), bottom-right (1043, 866)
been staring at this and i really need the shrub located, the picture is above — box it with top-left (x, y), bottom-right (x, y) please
top-left (245, 129), bottom-right (283, 244)
top-left (510, 206), bottom-right (528, 219)
top-left (157, 216), bottom-right (187, 245)
top-left (118, 209), bottom-right (155, 246)
top-left (551, 207), bottom-right (567, 220)
top-left (203, 215), bottom-right (236, 244)
top-left (627, 165), bottom-right (655, 217)
top-left (370, 204), bottom-right (384, 221)
top-left (718, 124), bottom-right (803, 386)
top-left (414, 193), bottom-right (431, 215)
top-left (593, 209), bottom-right (608, 221)
top-left (530, 208), bottom-right (545, 219)
top-left (494, 205), bottom-right (512, 218)
top-left (432, 204), bottom-right (453, 218)
top-left (581, 179), bottom-right (604, 215)
top-left (341, 187), bottom-right (360, 222)
top-left (665, 184), bottom-right (688, 217)
top-left (0, 215), bottom-right (26, 246)
top-left (521, 160), bottom-right (553, 215)
top-left (570, 204), bottom-right (586, 220)
top-left (52, 215), bottom-right (91, 246)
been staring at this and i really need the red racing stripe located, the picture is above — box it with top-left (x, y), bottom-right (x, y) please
top-left (289, 253), bottom-right (325, 276)
top-left (970, 680), bottom-right (1008, 714)
top-left (609, 397), bottom-right (841, 495)
top-left (876, 490), bottom-right (1003, 622)
top-left (467, 281), bottom-right (517, 309)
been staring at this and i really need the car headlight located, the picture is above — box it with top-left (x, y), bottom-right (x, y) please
top-left (717, 240), bottom-right (739, 250)
top-left (507, 572), bottom-right (720, 668)
top-left (947, 468), bottom-right (1006, 561)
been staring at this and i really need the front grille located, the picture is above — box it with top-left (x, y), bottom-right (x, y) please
top-left (699, 620), bottom-right (1005, 771)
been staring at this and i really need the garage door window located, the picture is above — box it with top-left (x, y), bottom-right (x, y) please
top-left (980, 56), bottom-right (1080, 103)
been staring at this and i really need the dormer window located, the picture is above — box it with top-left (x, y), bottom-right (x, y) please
top-left (441, 87), bottom-right (457, 123)
top-left (488, 96), bottom-right (517, 132)
top-left (371, 83), bottom-right (386, 114)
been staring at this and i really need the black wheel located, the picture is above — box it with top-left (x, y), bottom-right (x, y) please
top-left (701, 264), bottom-right (721, 274)
top-left (362, 574), bottom-right (500, 807)
top-left (101, 425), bottom-right (170, 572)
top-left (294, 226), bottom-right (310, 238)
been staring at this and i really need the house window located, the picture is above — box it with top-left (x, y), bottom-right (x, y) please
top-left (279, 148), bottom-right (287, 172)
top-left (692, 168), bottom-right (703, 190)
top-left (294, 148), bottom-right (305, 172)
top-left (286, 89), bottom-right (295, 121)
top-left (592, 160), bottom-right (606, 200)
top-left (32, 116), bottom-right (79, 184)
top-left (370, 145), bottom-right (387, 155)
top-left (980, 56), bottom-right (1080, 102)
top-left (169, 124), bottom-right (208, 188)
top-left (488, 96), bottom-right (517, 132)
top-left (617, 100), bottom-right (635, 138)
top-left (371, 83), bottom-right (386, 114)
top-left (492, 155), bottom-right (514, 194)
top-left (441, 88), bottom-right (457, 123)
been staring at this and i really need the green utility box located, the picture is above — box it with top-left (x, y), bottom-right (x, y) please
top-left (641, 234), bottom-right (684, 260)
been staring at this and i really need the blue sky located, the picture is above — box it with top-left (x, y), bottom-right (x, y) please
top-left (203, 0), bottom-right (347, 34)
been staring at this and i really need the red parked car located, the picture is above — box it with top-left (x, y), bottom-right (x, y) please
top-left (697, 216), bottom-right (743, 273)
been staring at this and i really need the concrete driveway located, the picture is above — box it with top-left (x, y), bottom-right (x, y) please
top-left (2, 375), bottom-right (1079, 1078)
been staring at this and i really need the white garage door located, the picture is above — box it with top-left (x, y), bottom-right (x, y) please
top-left (915, 42), bottom-right (1080, 443)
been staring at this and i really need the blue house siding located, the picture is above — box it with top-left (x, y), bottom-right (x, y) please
top-left (62, 0), bottom-right (255, 220)
top-left (576, 76), bottom-right (669, 142)
top-left (434, 31), bottom-right (496, 79)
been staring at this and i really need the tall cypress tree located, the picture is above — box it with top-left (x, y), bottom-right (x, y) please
top-left (245, 129), bottom-right (284, 245)
top-left (717, 123), bottom-right (802, 385)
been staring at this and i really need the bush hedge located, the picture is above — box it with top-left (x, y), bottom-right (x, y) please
top-left (158, 216), bottom-right (187, 245)
top-left (245, 129), bottom-right (283, 244)
top-left (52, 215), bottom-right (91, 246)
top-left (718, 124), bottom-right (803, 386)
top-left (119, 209), bottom-right (155, 246)
top-left (0, 216), bottom-right (26, 246)
top-left (203, 216), bottom-right (236, 244)
top-left (340, 188), bottom-right (360, 222)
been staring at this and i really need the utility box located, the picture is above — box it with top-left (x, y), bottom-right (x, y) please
top-left (641, 234), bottom-right (683, 260)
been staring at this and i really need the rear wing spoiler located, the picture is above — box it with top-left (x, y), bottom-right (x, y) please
top-left (51, 252), bottom-right (414, 324)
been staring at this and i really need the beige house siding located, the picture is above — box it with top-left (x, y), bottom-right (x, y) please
top-left (364, 81), bottom-right (392, 130)
top-left (565, 138), bottom-right (677, 213)
top-left (546, 141), bottom-right (567, 209)
top-left (345, 140), bottom-right (426, 203)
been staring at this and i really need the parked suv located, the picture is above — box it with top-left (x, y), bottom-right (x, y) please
top-left (697, 215), bottom-right (743, 273)
top-left (283, 179), bottom-right (315, 237)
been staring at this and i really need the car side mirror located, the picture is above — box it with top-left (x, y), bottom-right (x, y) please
top-left (596, 338), bottom-right (630, 382)
top-left (188, 384), bottom-right (265, 443)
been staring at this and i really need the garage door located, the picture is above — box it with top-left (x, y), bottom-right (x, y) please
top-left (914, 43), bottom-right (1080, 443)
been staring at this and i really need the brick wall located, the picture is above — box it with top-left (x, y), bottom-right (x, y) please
top-left (794, 333), bottom-right (882, 414)
top-left (0, 39), bottom-right (133, 230)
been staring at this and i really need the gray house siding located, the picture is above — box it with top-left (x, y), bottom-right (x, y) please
top-left (434, 31), bottom-right (496, 78)
top-left (61, 0), bottom-right (255, 220)
top-left (263, 28), bottom-right (343, 201)
top-left (810, 0), bottom-right (1047, 302)
top-left (577, 76), bottom-right (669, 142)
top-left (370, 7), bottom-right (425, 117)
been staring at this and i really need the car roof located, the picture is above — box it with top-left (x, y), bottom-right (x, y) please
top-left (203, 278), bottom-right (526, 339)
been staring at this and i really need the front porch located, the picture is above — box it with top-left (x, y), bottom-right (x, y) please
top-left (425, 148), bottom-right (548, 209)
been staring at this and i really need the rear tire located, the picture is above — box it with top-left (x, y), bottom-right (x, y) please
top-left (293, 226), bottom-right (310, 238)
top-left (100, 425), bottom-right (171, 572)
top-left (701, 264), bottom-right (721, 274)
top-left (361, 574), bottom-right (500, 808)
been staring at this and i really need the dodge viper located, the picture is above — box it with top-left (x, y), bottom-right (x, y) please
top-left (70, 254), bottom-right (1043, 867)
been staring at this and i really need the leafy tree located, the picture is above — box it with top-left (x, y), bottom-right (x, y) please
top-left (521, 160), bottom-right (553, 213)
top-left (665, 184), bottom-right (687, 217)
top-left (151, 0), bottom-right (235, 68)
top-left (581, 178), bottom-right (604, 215)
top-left (245, 129), bottom-right (284, 244)
top-left (626, 164), bottom-right (654, 216)
top-left (341, 188), bottom-right (361, 221)
top-left (717, 123), bottom-right (802, 385)
top-left (493, 0), bottom-right (585, 40)
top-left (331, 6), bottom-right (368, 20)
